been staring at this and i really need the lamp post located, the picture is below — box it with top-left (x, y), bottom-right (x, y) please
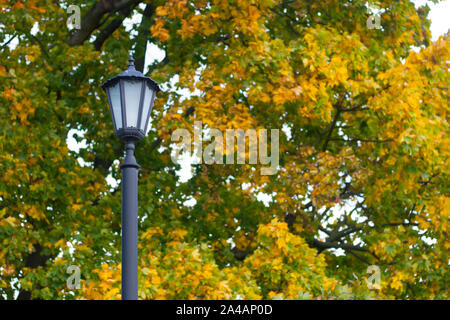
top-left (101, 57), bottom-right (160, 300)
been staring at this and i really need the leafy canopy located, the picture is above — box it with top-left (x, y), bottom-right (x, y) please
top-left (0, 0), bottom-right (448, 299)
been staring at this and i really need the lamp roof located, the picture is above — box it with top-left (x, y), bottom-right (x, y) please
top-left (101, 57), bottom-right (161, 93)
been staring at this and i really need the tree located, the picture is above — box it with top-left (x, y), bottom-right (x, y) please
top-left (0, 0), bottom-right (448, 300)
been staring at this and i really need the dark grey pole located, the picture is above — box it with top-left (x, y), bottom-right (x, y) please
top-left (120, 140), bottom-right (140, 300)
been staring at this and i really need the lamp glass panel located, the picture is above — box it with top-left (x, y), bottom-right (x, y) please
top-left (108, 82), bottom-right (122, 130)
top-left (123, 79), bottom-right (142, 128)
top-left (139, 84), bottom-right (155, 133)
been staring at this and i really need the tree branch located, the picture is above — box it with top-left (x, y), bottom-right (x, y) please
top-left (310, 238), bottom-right (367, 253)
top-left (93, 4), bottom-right (135, 51)
top-left (321, 106), bottom-right (342, 152)
top-left (133, 3), bottom-right (157, 72)
top-left (329, 137), bottom-right (393, 143)
top-left (67, 0), bottom-right (141, 47)
top-left (17, 244), bottom-right (51, 300)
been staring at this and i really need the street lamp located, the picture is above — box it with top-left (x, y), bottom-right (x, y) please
top-left (101, 57), bottom-right (160, 300)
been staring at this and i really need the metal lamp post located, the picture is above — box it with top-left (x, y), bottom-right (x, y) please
top-left (101, 57), bottom-right (160, 300)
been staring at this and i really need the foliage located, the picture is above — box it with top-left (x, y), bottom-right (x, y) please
top-left (0, 0), bottom-right (448, 299)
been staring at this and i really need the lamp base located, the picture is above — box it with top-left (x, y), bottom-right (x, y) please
top-left (116, 128), bottom-right (145, 141)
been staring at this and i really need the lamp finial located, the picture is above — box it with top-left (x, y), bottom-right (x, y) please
top-left (128, 57), bottom-right (135, 69)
